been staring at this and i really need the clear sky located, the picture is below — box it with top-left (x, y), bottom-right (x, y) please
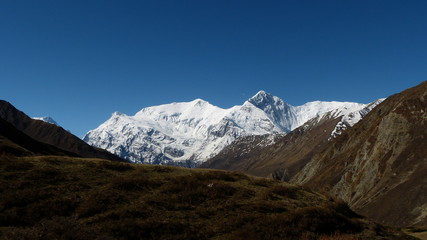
top-left (1, 0), bottom-right (426, 137)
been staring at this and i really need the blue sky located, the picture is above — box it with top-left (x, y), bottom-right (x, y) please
top-left (1, 0), bottom-right (426, 137)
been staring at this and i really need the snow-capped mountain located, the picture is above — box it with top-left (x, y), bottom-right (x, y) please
top-left (84, 91), bottom-right (366, 166)
top-left (32, 116), bottom-right (59, 126)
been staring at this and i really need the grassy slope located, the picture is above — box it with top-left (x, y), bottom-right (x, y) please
top-left (0, 156), bottom-right (412, 240)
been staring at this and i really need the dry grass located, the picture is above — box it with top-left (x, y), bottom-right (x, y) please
top-left (0, 155), bottom-right (411, 240)
top-left (318, 234), bottom-right (360, 240)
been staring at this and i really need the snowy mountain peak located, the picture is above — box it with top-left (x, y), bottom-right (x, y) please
top-left (32, 116), bottom-right (59, 126)
top-left (250, 90), bottom-right (270, 100)
top-left (248, 90), bottom-right (286, 107)
top-left (112, 111), bottom-right (126, 117)
top-left (244, 91), bottom-right (294, 132)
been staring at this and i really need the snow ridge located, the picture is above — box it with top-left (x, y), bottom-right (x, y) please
top-left (84, 91), bottom-right (375, 166)
top-left (329, 98), bottom-right (385, 140)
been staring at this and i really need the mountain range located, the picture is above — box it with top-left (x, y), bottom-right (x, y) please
top-left (0, 100), bottom-right (413, 239)
top-left (84, 91), bottom-right (373, 167)
top-left (0, 102), bottom-right (411, 240)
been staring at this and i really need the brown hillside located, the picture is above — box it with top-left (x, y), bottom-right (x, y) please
top-left (292, 80), bottom-right (427, 227)
top-left (0, 100), bottom-right (125, 162)
top-left (0, 155), bottom-right (412, 240)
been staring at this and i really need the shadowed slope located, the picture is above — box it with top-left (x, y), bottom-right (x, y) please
top-left (0, 117), bottom-right (76, 157)
top-left (0, 100), bottom-right (125, 162)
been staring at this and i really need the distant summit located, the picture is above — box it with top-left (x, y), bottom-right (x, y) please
top-left (247, 91), bottom-right (294, 132)
top-left (248, 90), bottom-right (275, 104)
top-left (32, 116), bottom-right (59, 126)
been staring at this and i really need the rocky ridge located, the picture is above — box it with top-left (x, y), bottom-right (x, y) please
top-left (292, 81), bottom-right (427, 227)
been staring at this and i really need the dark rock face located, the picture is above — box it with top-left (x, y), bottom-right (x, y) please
top-left (292, 81), bottom-right (427, 227)
top-left (0, 100), bottom-right (126, 162)
top-left (164, 146), bottom-right (185, 158)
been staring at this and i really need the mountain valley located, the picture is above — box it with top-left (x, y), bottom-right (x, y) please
top-left (0, 81), bottom-right (425, 239)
